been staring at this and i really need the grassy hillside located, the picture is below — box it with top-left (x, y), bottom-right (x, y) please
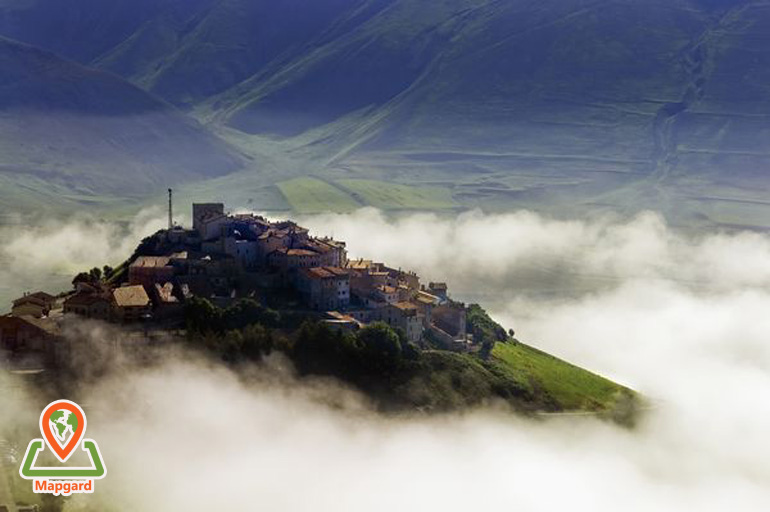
top-left (337, 179), bottom-right (456, 210)
top-left (389, 346), bottom-right (634, 415)
top-left (490, 342), bottom-right (628, 412)
top-left (277, 177), bottom-right (361, 214)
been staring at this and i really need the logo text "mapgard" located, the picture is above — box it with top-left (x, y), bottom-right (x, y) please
top-left (34, 479), bottom-right (94, 496)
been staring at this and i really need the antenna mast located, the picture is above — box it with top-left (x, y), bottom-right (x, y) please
top-left (168, 188), bottom-right (173, 230)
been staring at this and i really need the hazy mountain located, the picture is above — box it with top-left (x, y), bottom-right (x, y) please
top-left (0, 0), bottom-right (381, 106)
top-left (0, 36), bottom-right (242, 215)
top-left (1, 0), bottom-right (768, 227)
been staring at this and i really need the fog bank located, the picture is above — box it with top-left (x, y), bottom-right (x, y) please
top-left (2, 208), bottom-right (769, 511)
top-left (0, 208), bottom-right (179, 312)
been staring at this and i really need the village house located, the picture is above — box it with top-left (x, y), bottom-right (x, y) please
top-left (11, 292), bottom-right (56, 318)
top-left (112, 285), bottom-right (152, 322)
top-left (192, 203), bottom-right (226, 235)
top-left (429, 303), bottom-right (469, 350)
top-left (414, 290), bottom-right (439, 326)
top-left (128, 256), bottom-right (175, 290)
top-left (296, 267), bottom-right (350, 311)
top-left (269, 248), bottom-right (322, 273)
top-left (427, 282), bottom-right (449, 303)
top-left (374, 285), bottom-right (399, 304)
top-left (382, 302), bottom-right (424, 344)
top-left (63, 292), bottom-right (112, 321)
top-left (0, 315), bottom-right (61, 369)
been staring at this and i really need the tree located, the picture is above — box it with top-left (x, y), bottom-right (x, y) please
top-left (184, 297), bottom-right (223, 334)
top-left (357, 322), bottom-right (403, 374)
top-left (479, 340), bottom-right (496, 360)
top-left (258, 308), bottom-right (281, 328)
top-left (467, 304), bottom-right (508, 345)
top-left (88, 267), bottom-right (102, 282)
top-left (223, 299), bottom-right (264, 330)
top-left (241, 324), bottom-right (273, 360)
top-left (221, 299), bottom-right (281, 330)
top-left (72, 272), bottom-right (91, 287)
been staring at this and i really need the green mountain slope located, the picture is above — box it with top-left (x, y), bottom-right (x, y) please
top-left (0, 36), bottom-right (243, 214)
top-left (0, 0), bottom-right (769, 226)
top-left (217, 0), bottom-right (770, 225)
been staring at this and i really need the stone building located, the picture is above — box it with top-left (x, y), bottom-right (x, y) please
top-left (0, 315), bottom-right (61, 369)
top-left (63, 293), bottom-right (112, 321)
top-left (381, 302), bottom-right (424, 344)
top-left (192, 203), bottom-right (225, 234)
top-left (296, 267), bottom-right (350, 311)
top-left (112, 285), bottom-right (152, 322)
top-left (11, 292), bottom-right (56, 318)
top-left (129, 256), bottom-right (175, 290)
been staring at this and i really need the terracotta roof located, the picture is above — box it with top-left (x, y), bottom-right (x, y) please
top-left (306, 239), bottom-right (341, 253)
top-left (416, 291), bottom-right (439, 304)
top-left (64, 292), bottom-right (111, 307)
top-left (13, 292), bottom-right (56, 307)
top-left (347, 259), bottom-right (373, 270)
top-left (113, 286), bottom-right (151, 308)
top-left (13, 295), bottom-right (47, 308)
top-left (377, 285), bottom-right (397, 294)
top-left (287, 249), bottom-right (317, 257)
top-left (131, 256), bottom-right (171, 268)
top-left (393, 301), bottom-right (419, 311)
top-left (19, 315), bottom-right (60, 336)
top-left (301, 267), bottom-right (350, 280)
top-left (0, 315), bottom-right (61, 337)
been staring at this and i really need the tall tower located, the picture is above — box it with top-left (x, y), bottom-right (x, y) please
top-left (168, 188), bottom-right (173, 230)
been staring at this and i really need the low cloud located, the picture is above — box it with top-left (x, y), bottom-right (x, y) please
top-left (299, 208), bottom-right (770, 298)
top-left (0, 208), bottom-right (180, 312)
top-left (2, 208), bottom-right (769, 511)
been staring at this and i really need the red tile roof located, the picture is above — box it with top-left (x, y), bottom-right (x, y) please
top-left (300, 267), bottom-right (350, 280)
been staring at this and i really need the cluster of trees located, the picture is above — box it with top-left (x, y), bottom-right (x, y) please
top-left (185, 297), bottom-right (281, 333)
top-left (190, 323), bottom-right (276, 364)
top-left (466, 303), bottom-right (512, 356)
top-left (184, 297), bottom-right (283, 362)
top-left (292, 321), bottom-right (419, 381)
top-left (71, 265), bottom-right (114, 287)
top-left (184, 296), bottom-right (420, 386)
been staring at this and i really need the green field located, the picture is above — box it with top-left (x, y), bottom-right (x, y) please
top-left (336, 179), bottom-right (456, 210)
top-left (276, 177), bottom-right (361, 214)
top-left (491, 341), bottom-right (631, 412)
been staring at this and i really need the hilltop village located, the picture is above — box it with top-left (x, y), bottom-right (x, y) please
top-left (0, 202), bottom-right (473, 371)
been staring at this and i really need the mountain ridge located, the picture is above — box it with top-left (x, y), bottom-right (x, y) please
top-left (0, 35), bottom-right (244, 214)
